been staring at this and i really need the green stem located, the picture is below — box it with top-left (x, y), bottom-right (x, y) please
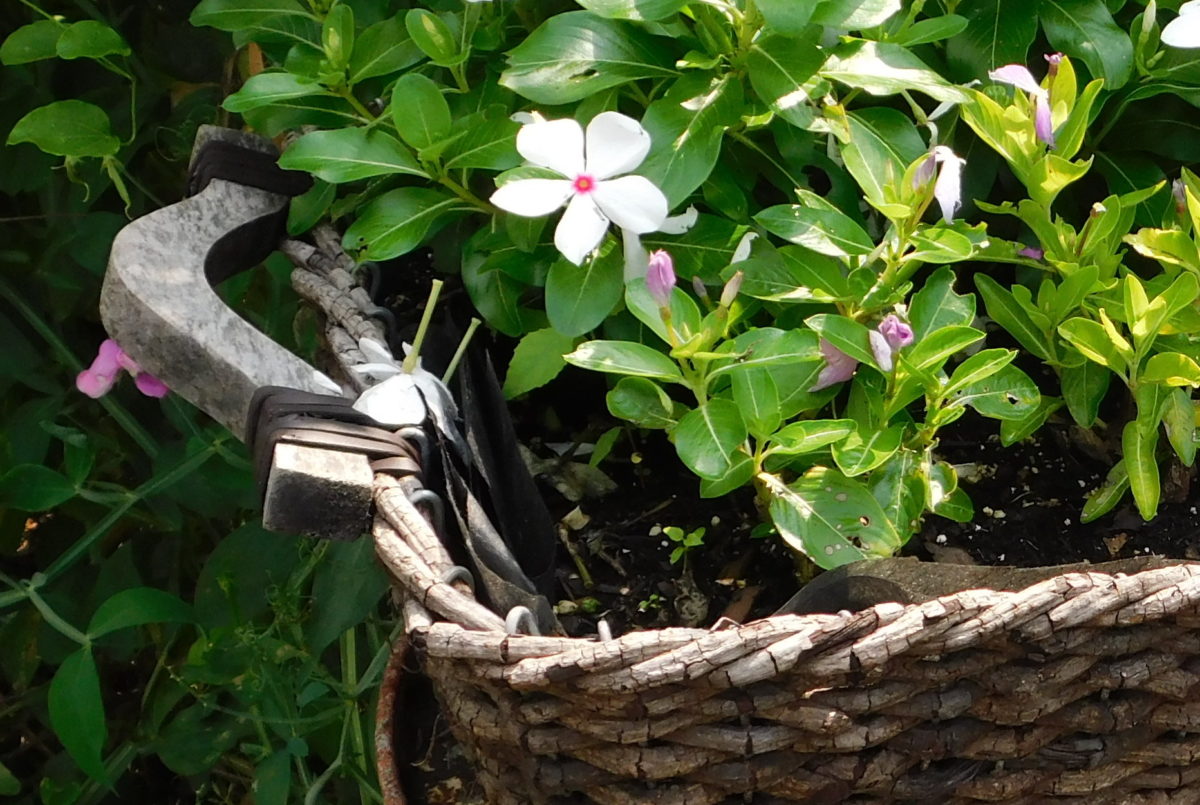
top-left (0, 572), bottom-right (89, 645)
top-left (403, 279), bottom-right (442, 373)
top-left (442, 317), bottom-right (481, 383)
top-left (338, 88), bottom-right (377, 122)
top-left (0, 276), bottom-right (161, 458)
top-left (437, 174), bottom-right (496, 213)
top-left (0, 441), bottom-right (220, 610)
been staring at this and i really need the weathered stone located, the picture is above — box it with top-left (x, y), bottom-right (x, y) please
top-left (263, 442), bottom-right (373, 540)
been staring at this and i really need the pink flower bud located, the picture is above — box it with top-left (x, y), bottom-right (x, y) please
top-left (646, 249), bottom-right (675, 308)
top-left (809, 340), bottom-right (859, 391)
top-left (1017, 245), bottom-right (1045, 260)
top-left (871, 315), bottom-right (914, 372)
top-left (719, 270), bottom-right (743, 308)
top-left (691, 275), bottom-right (709, 301)
top-left (75, 338), bottom-right (168, 399)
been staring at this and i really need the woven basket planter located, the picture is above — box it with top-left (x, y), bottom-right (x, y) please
top-left (371, 474), bottom-right (1200, 804)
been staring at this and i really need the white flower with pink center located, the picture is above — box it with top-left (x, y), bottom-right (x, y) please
top-left (490, 111), bottom-right (669, 265)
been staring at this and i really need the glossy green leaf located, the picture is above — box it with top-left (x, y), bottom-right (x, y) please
top-left (1061, 358), bottom-right (1111, 426)
top-left (305, 538), bottom-right (388, 653)
top-left (349, 15), bottom-right (422, 82)
top-left (769, 419), bottom-right (857, 455)
top-left (49, 648), bottom-right (107, 781)
top-left (607, 376), bottom-right (677, 428)
top-left (907, 225), bottom-right (979, 264)
top-left (1041, 0), bottom-right (1132, 90)
top-left (755, 0), bottom-right (818, 32)
top-left (566, 340), bottom-right (683, 381)
top-left (1164, 387), bottom-right (1197, 466)
top-left (833, 423), bottom-right (904, 476)
top-left (755, 204), bottom-right (872, 258)
top-left (764, 469), bottom-right (899, 568)
top-left (933, 487), bottom-right (974, 522)
top-left (1142, 353), bottom-right (1200, 386)
top-left (389, 73), bottom-right (452, 150)
top-left (805, 313), bottom-right (880, 369)
top-left (287, 178), bottom-right (335, 235)
top-left (946, 0), bottom-right (1037, 81)
top-left (1058, 316), bottom-right (1129, 374)
top-left (626, 278), bottom-right (703, 346)
top-left (640, 74), bottom-right (743, 208)
top-left (461, 251), bottom-right (546, 337)
top-left (576, 0), bottom-right (687, 20)
top-left (736, 246), bottom-right (850, 302)
top-left (732, 369), bottom-right (781, 437)
top-left (0, 464), bottom-right (76, 511)
top-left (223, 72), bottom-right (332, 112)
top-left (1123, 417), bottom-right (1160, 520)
top-left (342, 187), bottom-right (470, 260)
top-left (405, 9), bottom-right (460, 66)
top-left (443, 111), bottom-right (521, 171)
top-left (279, 128), bottom-right (425, 182)
top-left (976, 275), bottom-right (1054, 361)
top-left (699, 452), bottom-right (756, 498)
top-left (892, 14), bottom-right (968, 47)
top-left (673, 399), bottom-right (748, 479)
top-left (902, 325), bottom-right (984, 370)
top-left (8, 101), bottom-right (119, 158)
top-left (946, 362), bottom-right (1040, 420)
top-left (1081, 459), bottom-right (1130, 522)
top-left (908, 266), bottom-right (976, 342)
top-left (545, 250), bottom-right (623, 336)
top-left (190, 0), bottom-right (312, 30)
top-left (500, 12), bottom-right (675, 105)
top-left (87, 587), bottom-right (193, 638)
top-left (56, 20), bottom-right (129, 60)
top-left (504, 329), bottom-right (577, 398)
top-left (0, 20), bottom-right (63, 65)
top-left (0, 761), bottom-right (17, 796)
top-left (871, 448), bottom-right (925, 537)
top-left (812, 0), bottom-right (902, 29)
top-left (1000, 395), bottom-right (1063, 446)
top-left (820, 40), bottom-right (970, 103)
top-left (746, 34), bottom-right (824, 129)
top-left (254, 749), bottom-right (292, 805)
top-left (1123, 228), bottom-right (1200, 272)
top-left (709, 328), bottom-right (821, 381)
top-left (841, 108), bottom-right (925, 214)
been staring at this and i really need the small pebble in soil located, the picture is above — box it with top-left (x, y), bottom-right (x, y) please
top-left (711, 516), bottom-right (720, 526)
top-left (649, 525), bottom-right (661, 536)
top-left (936, 534), bottom-right (947, 544)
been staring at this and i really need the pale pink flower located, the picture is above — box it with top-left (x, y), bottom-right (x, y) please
top-left (76, 339), bottom-right (168, 399)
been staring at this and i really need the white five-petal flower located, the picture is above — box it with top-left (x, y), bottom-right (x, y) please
top-left (491, 111), bottom-right (669, 265)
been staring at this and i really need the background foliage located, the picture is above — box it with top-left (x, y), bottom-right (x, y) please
top-left (6, 0), bottom-right (1200, 802)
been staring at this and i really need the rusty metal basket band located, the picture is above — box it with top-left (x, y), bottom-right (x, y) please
top-left (372, 491), bottom-right (1200, 804)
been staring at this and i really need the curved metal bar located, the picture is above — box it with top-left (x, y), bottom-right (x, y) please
top-left (100, 126), bottom-right (339, 441)
top-left (504, 606), bottom-right (540, 636)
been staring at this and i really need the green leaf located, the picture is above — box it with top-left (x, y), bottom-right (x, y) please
top-left (841, 108), bottom-right (925, 214)
top-left (1058, 316), bottom-right (1129, 374)
top-left (190, 0), bottom-right (312, 30)
top-left (348, 15), bottom-right (422, 83)
top-left (902, 325), bottom-right (984, 370)
top-left (87, 587), bottom-right (194, 637)
top-left (545, 250), bottom-right (623, 337)
top-left (444, 111), bottom-right (521, 171)
top-left (710, 327), bottom-right (821, 378)
top-left (736, 246), bottom-right (850, 303)
top-left (0, 464), bottom-right (76, 511)
top-left (805, 313), bottom-right (881, 369)
top-left (812, 0), bottom-right (903, 29)
top-left (908, 266), bottom-right (976, 342)
top-left (389, 73), bottom-right (452, 151)
top-left (642, 214), bottom-right (746, 282)
top-left (932, 487), bottom-right (974, 522)
top-left (946, 361), bottom-right (1040, 420)
top-left (1041, 0), bottom-right (1132, 90)
top-left (976, 274), bottom-right (1053, 360)
top-left (342, 188), bottom-right (470, 260)
top-left (279, 128), bottom-right (426, 182)
top-left (892, 14), bottom-right (968, 47)
top-left (1123, 228), bottom-right (1200, 272)
top-left (907, 224), bottom-right (979, 264)
top-left (756, 0), bottom-right (819, 32)
top-left (1061, 358), bottom-right (1111, 426)
top-left (1000, 395), bottom-right (1063, 446)
top-left (764, 469), bottom-right (899, 568)
top-left (288, 178), bottom-right (334, 235)
top-left (8, 101), bottom-right (119, 158)
top-left (239, 96), bottom-right (359, 136)
top-left (49, 648), bottom-right (107, 781)
top-left (746, 33), bottom-right (824, 129)
top-left (1, 20), bottom-right (63, 65)
top-left (1164, 387), bottom-right (1197, 467)
top-left (565, 340), bottom-right (683, 382)
top-left (732, 369), bottom-right (781, 437)
top-left (699, 453), bottom-right (756, 498)
top-left (576, 0), bottom-right (687, 21)
top-left (946, 0), bottom-right (1037, 81)
top-left (626, 278), bottom-right (703, 345)
top-left (254, 749), bottom-right (292, 805)
top-left (833, 423), bottom-right (904, 476)
top-left (0, 760), bottom-right (17, 796)
top-left (462, 252), bottom-right (544, 337)
top-left (820, 40), bottom-right (970, 103)
top-left (504, 328), bottom-right (577, 398)
top-left (404, 9), bottom-right (460, 66)
top-left (305, 538), bottom-right (387, 653)
top-left (871, 448), bottom-right (925, 537)
top-left (755, 204), bottom-right (873, 258)
top-left (607, 376), bottom-right (677, 428)
top-left (223, 73), bottom-right (333, 113)
top-left (1082, 459), bottom-right (1129, 523)
top-left (1123, 416), bottom-right (1160, 521)
top-left (500, 12), bottom-right (675, 105)
top-left (1142, 353), bottom-right (1200, 386)
top-left (673, 399), bottom-right (748, 479)
top-left (769, 419), bottom-right (857, 455)
top-left (640, 74), bottom-right (743, 208)
top-left (56, 20), bottom-right (129, 60)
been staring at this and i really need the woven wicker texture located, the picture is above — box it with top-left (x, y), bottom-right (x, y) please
top-left (373, 477), bottom-right (1200, 804)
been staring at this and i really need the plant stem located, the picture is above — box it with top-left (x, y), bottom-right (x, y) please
top-left (438, 173), bottom-right (496, 213)
top-left (442, 317), bottom-right (481, 383)
top-left (403, 279), bottom-right (442, 373)
top-left (338, 88), bottom-right (377, 122)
